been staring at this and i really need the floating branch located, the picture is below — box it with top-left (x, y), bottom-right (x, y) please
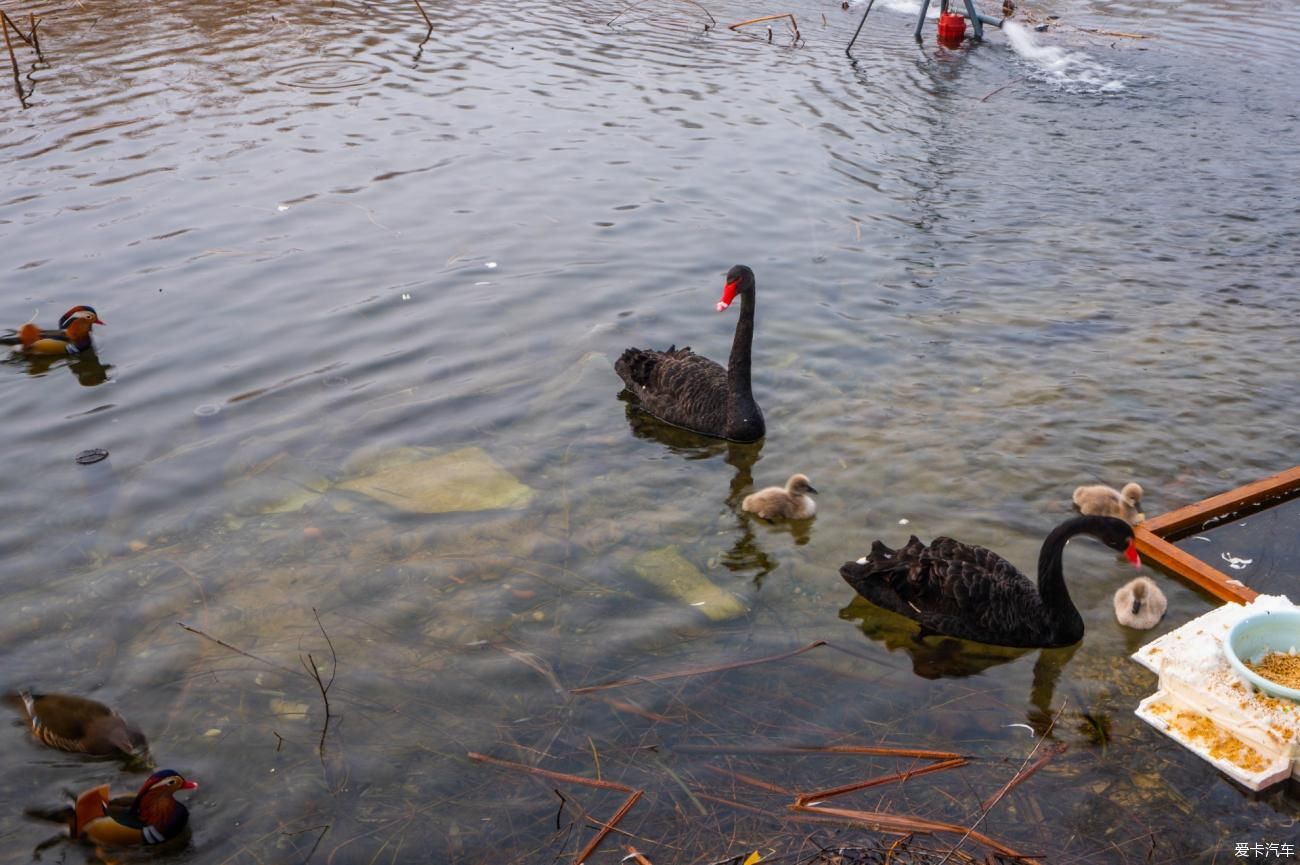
top-left (570, 640), bottom-right (826, 694)
top-left (729, 13), bottom-right (800, 44)
top-left (467, 752), bottom-right (644, 864)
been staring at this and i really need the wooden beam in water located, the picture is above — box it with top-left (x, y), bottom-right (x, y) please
top-left (1135, 465), bottom-right (1300, 604)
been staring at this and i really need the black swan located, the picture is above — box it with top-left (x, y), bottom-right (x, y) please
top-left (742, 473), bottom-right (817, 520)
top-left (615, 264), bottom-right (764, 443)
top-left (839, 515), bottom-right (1140, 649)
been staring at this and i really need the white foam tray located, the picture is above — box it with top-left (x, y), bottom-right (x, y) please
top-left (1132, 594), bottom-right (1300, 791)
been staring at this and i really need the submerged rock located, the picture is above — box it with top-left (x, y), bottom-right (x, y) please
top-left (631, 546), bottom-right (747, 621)
top-left (339, 446), bottom-right (534, 514)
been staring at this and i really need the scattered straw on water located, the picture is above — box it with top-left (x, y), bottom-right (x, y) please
top-left (1246, 651), bottom-right (1300, 690)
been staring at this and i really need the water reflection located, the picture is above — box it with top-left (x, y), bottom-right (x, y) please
top-left (839, 597), bottom-right (1079, 731)
top-left (621, 394), bottom-right (779, 581)
top-left (4, 350), bottom-right (113, 386)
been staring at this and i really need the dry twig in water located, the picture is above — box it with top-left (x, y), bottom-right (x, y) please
top-left (935, 702), bottom-right (1068, 865)
top-left (609, 0), bottom-right (717, 31)
top-left (729, 13), bottom-right (800, 44)
top-left (467, 751), bottom-right (644, 864)
top-left (411, 0), bottom-right (432, 29)
top-left (301, 607), bottom-right (339, 759)
top-left (570, 640), bottom-right (826, 694)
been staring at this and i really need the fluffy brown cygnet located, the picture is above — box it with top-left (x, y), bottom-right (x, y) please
top-left (742, 473), bottom-right (817, 520)
top-left (1114, 576), bottom-right (1166, 629)
top-left (1073, 482), bottom-right (1144, 524)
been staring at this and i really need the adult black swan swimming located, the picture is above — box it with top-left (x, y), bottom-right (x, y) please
top-left (840, 515), bottom-right (1141, 649)
top-left (615, 265), bottom-right (764, 443)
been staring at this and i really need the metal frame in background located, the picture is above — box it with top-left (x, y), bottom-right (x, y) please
top-left (1134, 465), bottom-right (1300, 604)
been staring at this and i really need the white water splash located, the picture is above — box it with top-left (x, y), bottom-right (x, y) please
top-left (1002, 21), bottom-right (1125, 92)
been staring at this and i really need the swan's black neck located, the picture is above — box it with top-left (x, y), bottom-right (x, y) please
top-left (725, 284), bottom-right (762, 439)
top-left (1034, 516), bottom-right (1103, 635)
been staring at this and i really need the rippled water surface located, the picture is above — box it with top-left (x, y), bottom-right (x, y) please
top-left (2, 0), bottom-right (1298, 862)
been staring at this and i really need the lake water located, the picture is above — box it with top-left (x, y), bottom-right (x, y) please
top-left (2, 0), bottom-right (1297, 862)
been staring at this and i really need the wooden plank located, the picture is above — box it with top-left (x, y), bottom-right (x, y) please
top-left (1142, 466), bottom-right (1300, 535)
top-left (1133, 465), bottom-right (1299, 604)
top-left (1133, 525), bottom-right (1257, 604)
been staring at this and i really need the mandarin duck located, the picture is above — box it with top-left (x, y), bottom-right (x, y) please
top-left (5, 691), bottom-right (151, 766)
top-left (1, 305), bottom-right (104, 354)
top-left (27, 769), bottom-right (198, 848)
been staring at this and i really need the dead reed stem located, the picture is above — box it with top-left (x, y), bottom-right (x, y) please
top-left (797, 757), bottom-right (968, 805)
top-left (2, 11), bottom-right (34, 49)
top-left (468, 751), bottom-right (643, 864)
top-left (624, 845), bottom-right (654, 865)
top-left (178, 620), bottom-right (302, 679)
top-left (729, 13), bottom-right (800, 43)
top-left (411, 0), bottom-right (431, 29)
top-left (575, 790), bottom-right (643, 864)
top-left (703, 764), bottom-right (793, 795)
top-left (792, 803), bottom-right (1037, 863)
top-left (570, 640), bottom-right (826, 694)
top-left (2, 12), bottom-right (20, 99)
top-left (978, 742), bottom-right (1066, 812)
top-left (674, 742), bottom-right (964, 761)
top-left (301, 607), bottom-right (338, 759)
top-left (467, 751), bottom-right (636, 793)
top-left (609, 0), bottom-right (716, 31)
top-left (936, 702), bottom-right (1067, 865)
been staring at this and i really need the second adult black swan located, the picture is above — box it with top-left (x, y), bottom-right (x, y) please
top-left (615, 265), bottom-right (764, 443)
top-left (839, 515), bottom-right (1141, 649)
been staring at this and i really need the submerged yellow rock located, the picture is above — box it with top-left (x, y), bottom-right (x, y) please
top-left (631, 546), bottom-right (748, 621)
top-left (339, 446), bottom-right (534, 514)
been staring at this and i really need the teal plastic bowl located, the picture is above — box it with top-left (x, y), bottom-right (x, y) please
top-left (1225, 610), bottom-right (1300, 702)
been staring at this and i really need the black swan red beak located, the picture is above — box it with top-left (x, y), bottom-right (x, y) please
top-left (716, 278), bottom-right (740, 312)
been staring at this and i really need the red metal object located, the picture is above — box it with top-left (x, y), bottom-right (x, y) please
top-left (937, 11), bottom-right (966, 47)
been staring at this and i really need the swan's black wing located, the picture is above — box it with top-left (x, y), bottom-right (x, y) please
top-left (615, 345), bottom-right (729, 437)
top-left (841, 536), bottom-right (1050, 647)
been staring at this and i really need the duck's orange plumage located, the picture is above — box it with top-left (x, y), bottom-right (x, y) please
top-left (30, 769), bottom-right (197, 847)
top-left (5, 305), bottom-right (104, 355)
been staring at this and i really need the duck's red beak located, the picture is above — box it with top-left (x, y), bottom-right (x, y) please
top-left (181, 780), bottom-right (199, 790)
top-left (716, 278), bottom-right (740, 312)
top-left (1125, 539), bottom-right (1141, 569)
top-left (93, 316), bottom-right (105, 325)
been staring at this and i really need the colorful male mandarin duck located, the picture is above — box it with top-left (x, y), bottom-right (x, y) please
top-left (5, 691), bottom-right (151, 765)
top-left (29, 770), bottom-right (198, 847)
top-left (1, 305), bottom-right (104, 354)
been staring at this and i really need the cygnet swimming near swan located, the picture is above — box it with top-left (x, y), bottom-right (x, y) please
top-left (742, 473), bottom-right (817, 520)
top-left (1073, 481), bottom-right (1144, 524)
top-left (1113, 576), bottom-right (1166, 629)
